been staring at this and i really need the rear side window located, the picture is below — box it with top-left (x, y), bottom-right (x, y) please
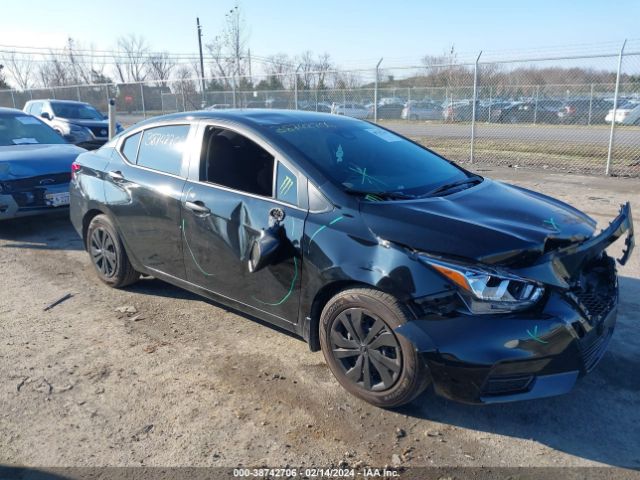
top-left (137, 125), bottom-right (190, 176)
top-left (121, 132), bottom-right (141, 162)
top-left (276, 162), bottom-right (297, 205)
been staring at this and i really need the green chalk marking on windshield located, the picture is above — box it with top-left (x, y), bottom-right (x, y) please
top-left (348, 165), bottom-right (387, 187)
top-left (252, 257), bottom-right (298, 306)
top-left (182, 219), bottom-right (216, 277)
top-left (336, 144), bottom-right (344, 163)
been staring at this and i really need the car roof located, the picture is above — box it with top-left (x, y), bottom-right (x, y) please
top-left (131, 109), bottom-right (359, 130)
top-left (26, 99), bottom-right (89, 105)
top-left (0, 107), bottom-right (28, 115)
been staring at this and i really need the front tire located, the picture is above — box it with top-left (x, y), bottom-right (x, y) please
top-left (319, 288), bottom-right (430, 408)
top-left (86, 214), bottom-right (139, 288)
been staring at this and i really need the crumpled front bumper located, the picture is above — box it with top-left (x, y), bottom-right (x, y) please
top-left (396, 202), bottom-right (633, 404)
top-left (0, 183), bottom-right (70, 220)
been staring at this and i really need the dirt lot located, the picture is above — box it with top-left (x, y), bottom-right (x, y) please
top-left (1, 166), bottom-right (639, 469)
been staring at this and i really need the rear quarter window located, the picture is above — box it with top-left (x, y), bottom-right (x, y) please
top-left (121, 132), bottom-right (141, 163)
top-left (136, 125), bottom-right (190, 176)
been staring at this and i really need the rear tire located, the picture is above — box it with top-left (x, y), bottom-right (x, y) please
top-left (86, 214), bottom-right (139, 288)
top-left (319, 288), bottom-right (430, 408)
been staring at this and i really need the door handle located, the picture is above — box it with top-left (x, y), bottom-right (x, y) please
top-left (107, 170), bottom-right (125, 181)
top-left (184, 200), bottom-right (211, 215)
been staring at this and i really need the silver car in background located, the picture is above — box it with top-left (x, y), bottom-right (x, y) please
top-left (401, 100), bottom-right (442, 121)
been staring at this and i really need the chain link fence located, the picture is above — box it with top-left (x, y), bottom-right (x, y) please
top-left (1, 46), bottom-right (639, 177)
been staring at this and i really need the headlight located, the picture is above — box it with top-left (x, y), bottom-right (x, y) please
top-left (419, 255), bottom-right (544, 314)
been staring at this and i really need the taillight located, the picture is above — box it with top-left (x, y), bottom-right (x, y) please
top-left (71, 162), bottom-right (81, 179)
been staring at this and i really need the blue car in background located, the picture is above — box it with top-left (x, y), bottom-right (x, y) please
top-left (0, 107), bottom-right (85, 221)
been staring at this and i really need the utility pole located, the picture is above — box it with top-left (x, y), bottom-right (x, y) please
top-left (196, 17), bottom-right (206, 108)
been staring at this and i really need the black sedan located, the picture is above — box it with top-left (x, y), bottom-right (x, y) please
top-left (496, 100), bottom-right (564, 124)
top-left (70, 110), bottom-right (634, 407)
top-left (0, 108), bottom-right (84, 221)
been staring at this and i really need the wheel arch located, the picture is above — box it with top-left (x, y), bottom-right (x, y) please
top-left (304, 280), bottom-right (371, 352)
top-left (81, 208), bottom-right (107, 250)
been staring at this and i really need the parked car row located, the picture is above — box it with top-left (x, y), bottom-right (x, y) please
top-left (321, 97), bottom-right (640, 125)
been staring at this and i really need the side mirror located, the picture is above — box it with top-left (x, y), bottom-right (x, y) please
top-left (248, 227), bottom-right (282, 273)
top-left (41, 112), bottom-right (51, 120)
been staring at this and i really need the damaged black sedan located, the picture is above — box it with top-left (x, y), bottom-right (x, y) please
top-left (70, 110), bottom-right (634, 407)
top-left (1, 108), bottom-right (84, 220)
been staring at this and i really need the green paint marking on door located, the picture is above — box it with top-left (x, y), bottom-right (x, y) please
top-left (182, 219), bottom-right (216, 277)
top-left (252, 256), bottom-right (298, 306)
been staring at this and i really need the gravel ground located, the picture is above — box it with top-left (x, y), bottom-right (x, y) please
top-left (0, 166), bottom-right (638, 469)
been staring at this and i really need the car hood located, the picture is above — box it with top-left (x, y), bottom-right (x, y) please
top-left (0, 144), bottom-right (85, 180)
top-left (60, 118), bottom-right (109, 129)
top-left (360, 178), bottom-right (597, 267)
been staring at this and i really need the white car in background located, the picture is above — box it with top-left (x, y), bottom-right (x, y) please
top-left (401, 100), bottom-right (442, 121)
top-left (605, 101), bottom-right (640, 124)
top-left (620, 104), bottom-right (640, 125)
top-left (331, 102), bottom-right (369, 119)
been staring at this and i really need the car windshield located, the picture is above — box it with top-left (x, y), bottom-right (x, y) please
top-left (268, 118), bottom-right (470, 197)
top-left (51, 102), bottom-right (103, 120)
top-left (0, 113), bottom-right (66, 146)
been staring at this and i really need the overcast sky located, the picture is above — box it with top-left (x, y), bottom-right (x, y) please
top-left (1, 0), bottom-right (637, 67)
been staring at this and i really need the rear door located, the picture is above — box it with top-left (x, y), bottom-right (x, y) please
top-left (105, 123), bottom-right (195, 278)
top-left (180, 121), bottom-right (306, 326)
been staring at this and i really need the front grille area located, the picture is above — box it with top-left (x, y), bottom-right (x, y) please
top-left (566, 254), bottom-right (617, 324)
top-left (88, 125), bottom-right (108, 138)
top-left (481, 374), bottom-right (534, 396)
top-left (573, 290), bottom-right (616, 320)
top-left (579, 328), bottom-right (613, 372)
top-left (1, 173), bottom-right (70, 192)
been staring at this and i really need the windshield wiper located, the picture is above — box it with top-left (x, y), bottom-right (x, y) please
top-left (344, 188), bottom-right (418, 200)
top-left (421, 176), bottom-right (483, 197)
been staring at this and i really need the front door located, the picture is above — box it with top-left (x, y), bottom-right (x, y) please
top-left (180, 124), bottom-right (305, 326)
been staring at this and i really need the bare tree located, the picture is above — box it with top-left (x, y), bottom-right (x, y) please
top-left (297, 51), bottom-right (316, 89)
top-left (262, 53), bottom-right (294, 89)
top-left (173, 66), bottom-right (198, 110)
top-left (147, 52), bottom-right (176, 87)
top-left (0, 64), bottom-right (9, 89)
top-left (38, 54), bottom-right (70, 87)
top-left (204, 4), bottom-right (250, 87)
top-left (315, 52), bottom-right (333, 90)
top-left (1, 52), bottom-right (34, 89)
top-left (114, 35), bottom-right (149, 83)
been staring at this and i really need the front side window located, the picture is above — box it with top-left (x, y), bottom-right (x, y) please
top-left (137, 125), bottom-right (189, 176)
top-left (266, 117), bottom-right (468, 197)
top-left (201, 126), bottom-right (274, 197)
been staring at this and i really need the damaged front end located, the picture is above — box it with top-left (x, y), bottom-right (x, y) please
top-left (397, 203), bottom-right (634, 404)
top-left (0, 172), bottom-right (71, 220)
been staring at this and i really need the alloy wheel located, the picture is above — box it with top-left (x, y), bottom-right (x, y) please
top-left (90, 227), bottom-right (117, 277)
top-left (329, 308), bottom-right (402, 392)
